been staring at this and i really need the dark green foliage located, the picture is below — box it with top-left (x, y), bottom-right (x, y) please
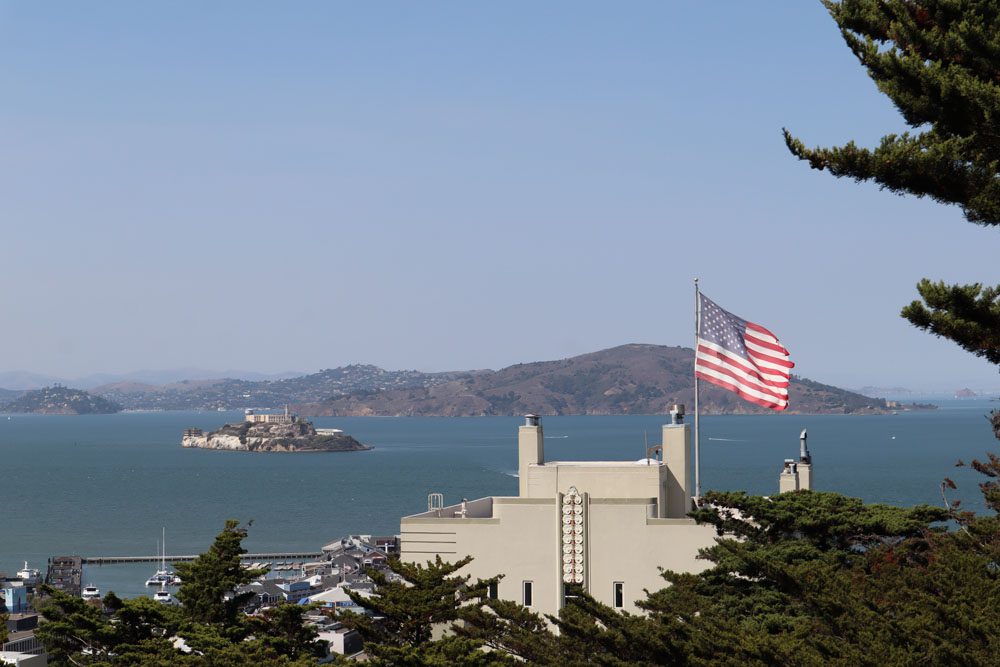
top-left (782, 19), bottom-right (1000, 661)
top-left (453, 486), bottom-right (999, 666)
top-left (244, 603), bottom-right (324, 660)
top-left (35, 586), bottom-right (182, 665)
top-left (173, 520), bottom-right (263, 630)
top-left (689, 489), bottom-right (947, 550)
top-left (334, 555), bottom-right (511, 665)
top-left (457, 598), bottom-right (561, 663)
top-left (901, 280), bottom-right (1000, 365)
top-left (628, 487), bottom-right (997, 666)
top-left (34, 522), bottom-right (320, 666)
top-left (34, 587), bottom-right (117, 663)
top-left (785, 0), bottom-right (1000, 370)
top-left (785, 0), bottom-right (1000, 225)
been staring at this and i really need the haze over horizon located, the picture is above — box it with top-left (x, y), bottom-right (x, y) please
top-left (0, 343), bottom-right (994, 396)
top-left (2, 2), bottom-right (998, 389)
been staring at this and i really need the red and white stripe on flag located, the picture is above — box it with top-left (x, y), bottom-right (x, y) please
top-left (695, 294), bottom-right (793, 411)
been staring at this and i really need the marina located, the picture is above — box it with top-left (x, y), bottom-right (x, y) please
top-left (82, 551), bottom-right (324, 565)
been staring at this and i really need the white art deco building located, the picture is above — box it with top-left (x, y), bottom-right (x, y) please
top-left (399, 410), bottom-right (722, 617)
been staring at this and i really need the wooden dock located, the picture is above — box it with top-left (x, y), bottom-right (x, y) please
top-left (82, 551), bottom-right (324, 565)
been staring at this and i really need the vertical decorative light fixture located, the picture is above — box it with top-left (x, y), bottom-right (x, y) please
top-left (561, 486), bottom-right (585, 585)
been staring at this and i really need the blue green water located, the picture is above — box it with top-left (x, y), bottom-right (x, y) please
top-left (2, 402), bottom-right (997, 598)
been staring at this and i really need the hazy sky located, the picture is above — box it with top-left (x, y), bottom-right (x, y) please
top-left (1, 1), bottom-right (997, 390)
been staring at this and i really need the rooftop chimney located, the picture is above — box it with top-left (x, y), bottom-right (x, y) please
top-left (797, 429), bottom-right (813, 490)
top-left (779, 459), bottom-right (799, 493)
top-left (670, 404), bottom-right (685, 425)
top-left (518, 414), bottom-right (544, 496)
top-left (662, 406), bottom-right (691, 518)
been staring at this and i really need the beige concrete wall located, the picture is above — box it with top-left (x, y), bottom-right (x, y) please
top-left (401, 494), bottom-right (716, 618)
top-left (400, 416), bottom-right (716, 619)
top-left (518, 425), bottom-right (544, 496)
top-left (661, 423), bottom-right (691, 518)
top-left (402, 498), bottom-right (561, 615)
top-left (798, 462), bottom-right (812, 490)
top-left (587, 499), bottom-right (715, 614)
top-left (525, 463), bottom-right (667, 516)
top-left (779, 468), bottom-right (799, 493)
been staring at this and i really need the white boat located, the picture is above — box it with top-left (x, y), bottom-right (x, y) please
top-left (152, 583), bottom-right (179, 606)
top-left (145, 528), bottom-right (182, 587)
top-left (16, 561), bottom-right (41, 586)
top-left (146, 571), bottom-right (182, 586)
top-left (81, 585), bottom-right (101, 600)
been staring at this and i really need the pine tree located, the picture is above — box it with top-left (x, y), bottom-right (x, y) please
top-left (34, 522), bottom-right (323, 666)
top-left (334, 555), bottom-right (510, 665)
top-left (172, 519), bottom-right (262, 632)
top-left (654, 487), bottom-right (1000, 665)
top-left (34, 587), bottom-right (116, 663)
top-left (244, 602), bottom-right (324, 660)
top-left (784, 0), bottom-right (1000, 374)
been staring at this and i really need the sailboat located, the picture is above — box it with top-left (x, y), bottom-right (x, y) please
top-left (145, 527), bottom-right (182, 587)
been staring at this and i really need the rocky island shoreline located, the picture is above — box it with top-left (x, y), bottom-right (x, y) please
top-left (182, 412), bottom-right (371, 453)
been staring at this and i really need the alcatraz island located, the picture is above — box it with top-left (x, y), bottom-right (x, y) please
top-left (182, 407), bottom-right (371, 453)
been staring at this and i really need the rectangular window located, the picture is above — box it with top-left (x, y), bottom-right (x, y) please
top-left (522, 581), bottom-right (533, 607)
top-left (488, 582), bottom-right (498, 599)
top-left (613, 582), bottom-right (624, 609)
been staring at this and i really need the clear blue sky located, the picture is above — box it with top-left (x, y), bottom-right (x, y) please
top-left (1, 1), bottom-right (997, 390)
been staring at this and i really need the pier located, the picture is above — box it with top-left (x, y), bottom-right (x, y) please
top-left (46, 556), bottom-right (83, 596)
top-left (82, 551), bottom-right (323, 565)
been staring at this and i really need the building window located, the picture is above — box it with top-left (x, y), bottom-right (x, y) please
top-left (488, 582), bottom-right (498, 599)
top-left (613, 581), bottom-right (624, 609)
top-left (522, 581), bottom-right (533, 607)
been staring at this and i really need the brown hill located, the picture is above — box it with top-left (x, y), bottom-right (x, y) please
top-left (299, 344), bottom-right (885, 417)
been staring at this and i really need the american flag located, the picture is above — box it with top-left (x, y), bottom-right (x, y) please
top-left (695, 293), bottom-right (794, 411)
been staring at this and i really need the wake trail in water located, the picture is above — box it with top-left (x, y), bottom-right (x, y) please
top-left (707, 437), bottom-right (747, 442)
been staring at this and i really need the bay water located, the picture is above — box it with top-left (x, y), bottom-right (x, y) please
top-left (1, 401), bottom-right (997, 599)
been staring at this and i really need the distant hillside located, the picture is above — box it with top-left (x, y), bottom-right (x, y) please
top-left (80, 345), bottom-right (883, 415)
top-left (93, 365), bottom-right (476, 411)
top-left (0, 368), bottom-right (306, 390)
top-left (298, 344), bottom-right (886, 417)
top-left (1, 386), bottom-right (122, 415)
top-left (0, 388), bottom-right (24, 404)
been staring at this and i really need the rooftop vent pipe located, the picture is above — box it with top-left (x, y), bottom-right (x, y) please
top-left (670, 404), bottom-right (685, 425)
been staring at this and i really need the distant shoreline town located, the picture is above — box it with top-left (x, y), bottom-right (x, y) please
top-left (0, 344), bottom-right (965, 417)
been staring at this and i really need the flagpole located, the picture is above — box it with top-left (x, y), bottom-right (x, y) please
top-left (693, 278), bottom-right (701, 504)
